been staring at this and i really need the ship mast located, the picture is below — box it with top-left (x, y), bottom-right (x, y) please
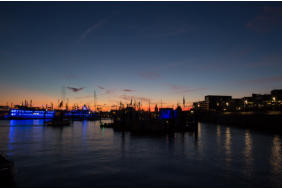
top-left (94, 88), bottom-right (97, 112)
top-left (183, 96), bottom-right (185, 109)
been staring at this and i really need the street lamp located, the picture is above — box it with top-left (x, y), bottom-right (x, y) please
top-left (272, 97), bottom-right (276, 111)
top-left (244, 100), bottom-right (248, 112)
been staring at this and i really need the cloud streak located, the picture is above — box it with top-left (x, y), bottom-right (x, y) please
top-left (122, 89), bottom-right (136, 92)
top-left (79, 17), bottom-right (109, 41)
top-left (0, 50), bottom-right (9, 55)
top-left (75, 95), bottom-right (92, 99)
top-left (120, 95), bottom-right (151, 103)
top-left (67, 87), bottom-right (85, 92)
top-left (98, 85), bottom-right (105, 90)
top-left (168, 84), bottom-right (208, 94)
top-left (237, 75), bottom-right (282, 85)
top-left (246, 6), bottom-right (282, 32)
top-left (96, 85), bottom-right (119, 95)
top-left (64, 73), bottom-right (78, 80)
top-left (138, 71), bottom-right (161, 80)
top-left (105, 89), bottom-right (117, 95)
top-left (140, 23), bottom-right (196, 39)
top-left (246, 54), bottom-right (282, 68)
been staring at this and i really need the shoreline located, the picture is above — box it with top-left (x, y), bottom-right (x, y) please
top-left (197, 111), bottom-right (282, 134)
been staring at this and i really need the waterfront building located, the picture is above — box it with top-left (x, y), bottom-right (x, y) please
top-left (271, 89), bottom-right (282, 101)
top-left (205, 95), bottom-right (232, 111)
top-left (193, 101), bottom-right (208, 111)
top-left (193, 89), bottom-right (282, 112)
top-left (242, 93), bottom-right (273, 111)
top-left (0, 106), bottom-right (10, 111)
top-left (230, 98), bottom-right (244, 111)
top-left (0, 106), bottom-right (10, 119)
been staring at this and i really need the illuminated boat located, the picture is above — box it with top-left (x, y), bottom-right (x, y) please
top-left (9, 109), bottom-right (55, 119)
top-left (45, 111), bottom-right (71, 126)
top-left (65, 105), bottom-right (99, 120)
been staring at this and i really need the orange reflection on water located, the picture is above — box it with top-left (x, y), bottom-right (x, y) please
top-left (216, 125), bottom-right (221, 136)
top-left (270, 135), bottom-right (281, 175)
top-left (194, 123), bottom-right (203, 159)
top-left (216, 125), bottom-right (221, 153)
top-left (243, 130), bottom-right (253, 177)
top-left (216, 125), bottom-right (221, 142)
top-left (225, 127), bottom-right (232, 166)
top-left (197, 123), bottom-right (201, 139)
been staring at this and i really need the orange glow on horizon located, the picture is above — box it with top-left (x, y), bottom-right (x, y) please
top-left (0, 87), bottom-right (194, 111)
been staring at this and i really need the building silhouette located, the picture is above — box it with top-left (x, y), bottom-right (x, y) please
top-left (193, 89), bottom-right (282, 112)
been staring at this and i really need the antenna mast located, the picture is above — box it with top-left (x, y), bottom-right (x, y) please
top-left (62, 85), bottom-right (66, 102)
top-left (94, 89), bottom-right (97, 112)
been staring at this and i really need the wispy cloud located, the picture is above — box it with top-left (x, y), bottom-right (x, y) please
top-left (64, 73), bottom-right (78, 80)
top-left (122, 89), bottom-right (136, 92)
top-left (195, 61), bottom-right (232, 73)
top-left (140, 23), bottom-right (196, 39)
top-left (246, 6), bottom-right (282, 32)
top-left (97, 85), bottom-right (105, 90)
top-left (150, 27), bottom-right (192, 38)
top-left (0, 50), bottom-right (9, 55)
top-left (168, 84), bottom-right (208, 94)
top-left (79, 17), bottom-right (109, 41)
top-left (120, 95), bottom-right (151, 103)
top-left (229, 48), bottom-right (252, 59)
top-left (67, 87), bottom-right (85, 92)
top-left (137, 61), bottom-right (190, 81)
top-left (75, 95), bottom-right (92, 99)
top-left (237, 75), bottom-right (282, 85)
top-left (105, 89), bottom-right (117, 95)
top-left (96, 85), bottom-right (119, 95)
top-left (138, 71), bottom-right (161, 80)
top-left (246, 53), bottom-right (282, 68)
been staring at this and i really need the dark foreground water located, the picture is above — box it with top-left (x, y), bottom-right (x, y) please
top-left (0, 120), bottom-right (281, 187)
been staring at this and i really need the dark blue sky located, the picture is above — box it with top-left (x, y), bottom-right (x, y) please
top-left (1, 2), bottom-right (282, 108)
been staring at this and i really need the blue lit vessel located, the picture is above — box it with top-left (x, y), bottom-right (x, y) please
top-left (64, 105), bottom-right (99, 120)
top-left (9, 109), bottom-right (55, 119)
top-left (45, 111), bottom-right (71, 126)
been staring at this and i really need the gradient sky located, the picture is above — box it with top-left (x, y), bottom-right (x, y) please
top-left (1, 2), bottom-right (282, 110)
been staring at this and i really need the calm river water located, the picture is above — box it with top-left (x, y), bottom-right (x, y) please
top-left (0, 120), bottom-right (281, 187)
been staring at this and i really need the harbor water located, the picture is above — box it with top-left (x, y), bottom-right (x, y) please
top-left (0, 120), bottom-right (281, 187)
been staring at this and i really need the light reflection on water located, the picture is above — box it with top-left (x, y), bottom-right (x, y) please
top-left (224, 127), bottom-right (232, 167)
top-left (243, 130), bottom-right (253, 177)
top-left (271, 135), bottom-right (281, 175)
top-left (0, 120), bottom-right (281, 187)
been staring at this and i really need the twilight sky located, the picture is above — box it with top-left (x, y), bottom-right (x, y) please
top-left (1, 2), bottom-right (282, 110)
